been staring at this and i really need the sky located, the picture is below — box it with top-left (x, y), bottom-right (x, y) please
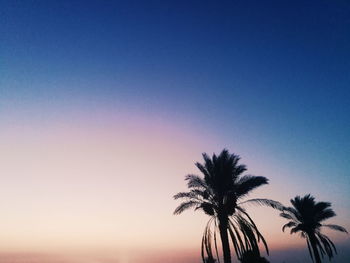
top-left (1, 0), bottom-right (350, 262)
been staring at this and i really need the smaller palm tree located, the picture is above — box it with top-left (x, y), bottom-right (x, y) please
top-left (280, 194), bottom-right (348, 263)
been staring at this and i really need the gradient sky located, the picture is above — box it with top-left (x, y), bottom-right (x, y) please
top-left (1, 0), bottom-right (350, 262)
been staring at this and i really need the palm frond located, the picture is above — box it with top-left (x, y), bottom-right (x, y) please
top-left (323, 224), bottom-right (348, 233)
top-left (235, 214), bottom-right (260, 253)
top-left (317, 233), bottom-right (336, 260)
top-left (239, 209), bottom-right (269, 255)
top-left (228, 219), bottom-right (245, 258)
top-left (314, 234), bottom-right (326, 258)
top-left (279, 212), bottom-right (296, 221)
top-left (306, 237), bottom-right (314, 262)
top-left (314, 201), bottom-right (331, 213)
top-left (196, 163), bottom-right (211, 179)
top-left (173, 191), bottom-right (198, 200)
top-left (174, 189), bottom-right (213, 203)
top-left (316, 208), bottom-right (336, 222)
top-left (173, 201), bottom-right (199, 215)
top-left (232, 164), bottom-right (247, 178)
top-left (231, 209), bottom-right (269, 256)
top-left (202, 152), bottom-right (214, 176)
top-left (239, 198), bottom-right (284, 210)
top-left (235, 176), bottom-right (269, 198)
top-left (186, 174), bottom-right (207, 189)
top-left (290, 225), bottom-right (303, 235)
top-left (213, 219), bottom-right (220, 263)
top-left (283, 207), bottom-right (301, 221)
top-left (320, 232), bottom-right (337, 255)
top-left (282, 222), bottom-right (296, 232)
top-left (201, 218), bottom-right (216, 263)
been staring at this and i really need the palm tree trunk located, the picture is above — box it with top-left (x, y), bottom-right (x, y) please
top-left (219, 217), bottom-right (231, 263)
top-left (308, 233), bottom-right (321, 263)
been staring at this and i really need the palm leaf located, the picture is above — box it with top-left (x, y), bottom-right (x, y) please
top-left (238, 209), bottom-right (269, 255)
top-left (235, 175), bottom-right (269, 198)
top-left (228, 219), bottom-right (244, 258)
top-left (279, 212), bottom-right (296, 221)
top-left (306, 237), bottom-right (314, 262)
top-left (290, 225), bottom-right (302, 235)
top-left (186, 174), bottom-right (207, 189)
top-left (317, 208), bottom-right (336, 222)
top-left (213, 219), bottom-right (220, 263)
top-left (282, 221), bottom-right (296, 232)
top-left (323, 224), bottom-right (348, 233)
top-left (239, 198), bottom-right (284, 210)
top-left (173, 201), bottom-right (199, 214)
top-left (201, 219), bottom-right (214, 262)
top-left (173, 191), bottom-right (199, 200)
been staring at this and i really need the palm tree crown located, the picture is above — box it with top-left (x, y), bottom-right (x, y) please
top-left (280, 194), bottom-right (348, 263)
top-left (174, 149), bottom-right (282, 263)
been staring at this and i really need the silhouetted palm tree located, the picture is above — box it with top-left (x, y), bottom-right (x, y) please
top-left (173, 149), bottom-right (282, 263)
top-left (280, 194), bottom-right (348, 263)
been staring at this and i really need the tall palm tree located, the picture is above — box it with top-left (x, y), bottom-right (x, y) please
top-left (173, 149), bottom-right (282, 263)
top-left (280, 194), bottom-right (348, 263)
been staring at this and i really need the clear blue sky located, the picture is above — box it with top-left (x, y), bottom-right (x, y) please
top-left (1, 0), bottom-right (350, 262)
top-left (2, 0), bottom-right (350, 188)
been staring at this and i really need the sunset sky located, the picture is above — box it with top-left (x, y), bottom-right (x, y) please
top-left (1, 0), bottom-right (350, 262)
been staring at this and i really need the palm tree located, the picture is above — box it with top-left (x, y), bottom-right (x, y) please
top-left (280, 194), bottom-right (348, 263)
top-left (173, 149), bottom-right (282, 263)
